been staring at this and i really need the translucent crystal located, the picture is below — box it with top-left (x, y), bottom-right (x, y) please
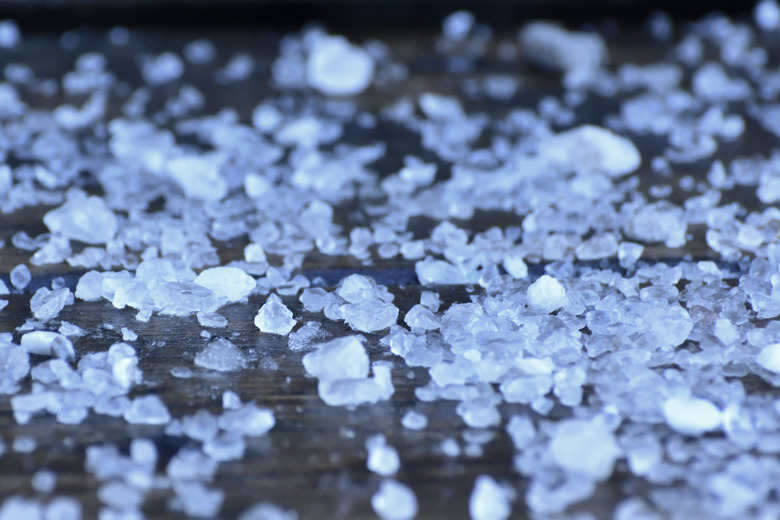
top-left (255, 294), bottom-right (296, 335)
top-left (662, 396), bottom-right (722, 436)
top-left (371, 480), bottom-right (418, 520)
top-left (194, 338), bottom-right (246, 372)
top-left (306, 35), bottom-right (374, 96)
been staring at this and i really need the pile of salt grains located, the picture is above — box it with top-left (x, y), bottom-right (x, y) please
top-left (2, 3), bottom-right (780, 519)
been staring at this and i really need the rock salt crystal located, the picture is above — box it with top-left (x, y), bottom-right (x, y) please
top-left (366, 434), bottom-right (400, 476)
top-left (43, 194), bottom-right (117, 244)
top-left (255, 294), bottom-right (296, 335)
top-left (550, 417), bottom-right (621, 481)
top-left (372, 480), bottom-right (418, 520)
top-left (194, 267), bottom-right (255, 304)
top-left (662, 396), bottom-right (722, 436)
top-left (307, 35), bottom-right (374, 95)
top-left (526, 275), bottom-right (566, 313)
top-left (469, 475), bottom-right (515, 520)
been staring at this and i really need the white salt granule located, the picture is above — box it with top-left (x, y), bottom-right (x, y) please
top-left (756, 343), bottom-right (780, 373)
top-left (404, 304), bottom-right (439, 331)
top-left (502, 254), bottom-right (528, 279)
top-left (203, 432), bottom-right (246, 461)
top-left (306, 35), bottom-right (374, 95)
top-left (184, 39), bottom-right (216, 64)
top-left (469, 475), bottom-right (515, 520)
top-left (441, 438), bottom-right (460, 457)
top-left (0, 20), bottom-right (20, 48)
top-left (366, 434), bottom-right (400, 476)
top-left (251, 104), bottom-right (283, 133)
top-left (239, 503), bottom-right (298, 520)
top-left (222, 391), bottom-right (242, 410)
top-left (30, 287), bottom-right (73, 321)
top-left (371, 480), bottom-right (418, 520)
top-left (341, 301), bottom-right (399, 332)
top-left (550, 417), bottom-right (621, 481)
top-left (537, 125), bottom-right (641, 177)
top-left (9, 264), bottom-right (30, 290)
top-left (31, 469), bottom-right (56, 493)
top-left (526, 275), bottom-right (566, 313)
top-left (0, 497), bottom-right (41, 520)
top-left (662, 396), bottom-right (722, 436)
top-left (302, 336), bottom-right (369, 381)
top-left (121, 327), bottom-right (137, 342)
top-left (141, 52), bottom-right (184, 85)
top-left (255, 294), bottom-right (296, 335)
top-left (21, 331), bottom-right (73, 360)
top-left (194, 267), bottom-right (256, 304)
top-left (166, 153), bottom-right (228, 202)
top-left (520, 22), bottom-right (606, 87)
top-left (401, 410), bottom-right (428, 430)
top-left (124, 395), bottom-right (171, 425)
top-left (194, 338), bottom-right (246, 372)
top-left (288, 321), bottom-right (324, 351)
top-left (173, 481), bottom-right (224, 518)
top-left (756, 0), bottom-right (780, 30)
top-left (219, 404), bottom-right (275, 437)
top-left (197, 312), bottom-right (228, 328)
top-left (43, 194), bottom-right (118, 244)
top-left (617, 242), bottom-right (644, 268)
top-left (44, 497), bottom-right (82, 520)
top-left (12, 436), bottom-right (36, 453)
top-left (575, 234), bottom-right (618, 260)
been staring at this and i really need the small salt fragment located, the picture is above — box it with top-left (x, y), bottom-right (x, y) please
top-left (575, 234), bottom-right (618, 261)
top-left (222, 391), bottom-right (242, 410)
top-left (469, 475), bottom-right (515, 520)
top-left (366, 434), bottom-right (400, 476)
top-left (0, 497), bottom-right (41, 520)
top-left (142, 52), bottom-right (184, 85)
top-left (219, 404), bottom-right (275, 437)
top-left (124, 395), bottom-right (171, 425)
top-left (662, 396), bottom-right (722, 436)
top-left (43, 195), bottom-right (117, 245)
top-left (13, 436), bottom-right (36, 453)
top-left (10, 264), bottom-right (30, 290)
top-left (194, 338), bottom-right (246, 372)
top-left (341, 301), bottom-right (399, 332)
top-left (420, 291), bottom-right (440, 312)
top-left (502, 254), bottom-right (528, 279)
top-left (299, 288), bottom-right (330, 312)
top-left (197, 312), bottom-right (228, 328)
top-left (441, 438), bottom-right (460, 457)
top-left (121, 327), bottom-right (137, 342)
top-left (288, 321), bottom-right (324, 351)
top-left (203, 432), bottom-right (246, 461)
top-left (173, 481), bottom-right (224, 518)
top-left (75, 271), bottom-right (103, 301)
top-left (167, 153), bottom-right (228, 202)
top-left (526, 275), bottom-right (566, 313)
top-left (244, 243), bottom-right (267, 263)
top-left (0, 21), bottom-right (20, 48)
top-left (239, 503), bottom-right (298, 520)
top-left (756, 0), bottom-right (780, 30)
top-left (617, 242), bottom-right (643, 268)
top-left (21, 331), bottom-right (73, 360)
top-left (251, 104), bottom-right (283, 134)
top-left (404, 304), bottom-right (439, 331)
top-left (307, 35), bottom-right (374, 96)
top-left (255, 294), bottom-right (296, 335)
top-left (401, 410), bottom-right (428, 430)
top-left (757, 343), bottom-right (780, 373)
top-left (184, 39), bottom-right (216, 64)
top-left (30, 287), bottom-right (72, 321)
top-left (31, 469), bottom-right (56, 493)
top-left (550, 417), bottom-right (621, 481)
top-left (372, 480), bottom-right (418, 520)
top-left (44, 497), bottom-right (81, 520)
top-left (194, 267), bottom-right (255, 304)
top-left (171, 367), bottom-right (192, 379)
top-left (520, 22), bottom-right (606, 87)
top-left (58, 321), bottom-right (84, 337)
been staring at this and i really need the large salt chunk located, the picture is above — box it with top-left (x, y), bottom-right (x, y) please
top-left (167, 152), bottom-right (228, 202)
top-left (550, 417), bottom-right (621, 481)
top-left (526, 275), bottom-right (566, 313)
top-left (194, 267), bottom-right (255, 304)
top-left (194, 338), bottom-right (246, 372)
top-left (646, 304), bottom-right (693, 349)
top-left (537, 125), bottom-right (641, 177)
top-left (520, 22), bottom-right (607, 87)
top-left (341, 301), bottom-right (399, 332)
top-left (43, 194), bottom-right (118, 244)
top-left (124, 395), bottom-right (171, 425)
top-left (302, 336), bottom-right (369, 381)
top-left (372, 480), bottom-right (418, 520)
top-left (625, 202), bottom-right (687, 248)
top-left (469, 475), bottom-right (515, 520)
top-left (30, 287), bottom-right (73, 321)
top-left (254, 294), bottom-right (296, 335)
top-left (756, 343), bottom-right (780, 373)
top-left (306, 35), bottom-right (374, 96)
top-left (662, 396), bottom-right (722, 436)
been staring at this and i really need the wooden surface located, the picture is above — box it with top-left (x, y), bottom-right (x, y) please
top-left (0, 10), bottom-right (771, 520)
